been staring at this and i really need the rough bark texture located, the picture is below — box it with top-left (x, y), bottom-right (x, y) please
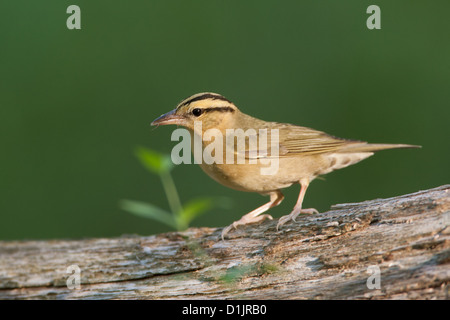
top-left (1, 185), bottom-right (449, 300)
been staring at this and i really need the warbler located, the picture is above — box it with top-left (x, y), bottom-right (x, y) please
top-left (152, 93), bottom-right (420, 239)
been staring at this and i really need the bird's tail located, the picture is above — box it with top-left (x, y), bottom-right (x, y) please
top-left (338, 143), bottom-right (421, 153)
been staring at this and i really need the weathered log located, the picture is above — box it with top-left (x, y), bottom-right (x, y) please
top-left (0, 185), bottom-right (449, 300)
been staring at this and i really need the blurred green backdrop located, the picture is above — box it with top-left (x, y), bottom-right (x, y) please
top-left (1, 1), bottom-right (449, 240)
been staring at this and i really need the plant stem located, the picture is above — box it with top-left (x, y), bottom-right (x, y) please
top-left (159, 171), bottom-right (185, 230)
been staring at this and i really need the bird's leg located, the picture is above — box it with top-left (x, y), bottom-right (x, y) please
top-left (277, 178), bottom-right (318, 231)
top-left (222, 191), bottom-right (284, 240)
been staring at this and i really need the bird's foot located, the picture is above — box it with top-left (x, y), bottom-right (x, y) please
top-left (276, 208), bottom-right (319, 231)
top-left (221, 214), bottom-right (273, 240)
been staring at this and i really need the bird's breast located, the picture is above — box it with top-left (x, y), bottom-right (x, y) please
top-left (188, 130), bottom-right (330, 193)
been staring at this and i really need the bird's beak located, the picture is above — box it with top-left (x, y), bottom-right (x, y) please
top-left (151, 109), bottom-right (185, 126)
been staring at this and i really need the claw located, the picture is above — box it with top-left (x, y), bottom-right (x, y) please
top-left (220, 191), bottom-right (283, 240)
top-left (221, 224), bottom-right (235, 241)
top-left (277, 208), bottom-right (319, 231)
top-left (221, 214), bottom-right (273, 240)
top-left (301, 208), bottom-right (319, 215)
top-left (276, 216), bottom-right (290, 231)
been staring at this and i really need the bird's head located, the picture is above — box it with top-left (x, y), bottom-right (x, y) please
top-left (151, 93), bottom-right (238, 133)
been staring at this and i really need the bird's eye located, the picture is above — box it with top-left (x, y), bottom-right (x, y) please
top-left (192, 108), bottom-right (203, 117)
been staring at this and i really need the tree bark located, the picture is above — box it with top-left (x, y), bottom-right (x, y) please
top-left (1, 185), bottom-right (449, 300)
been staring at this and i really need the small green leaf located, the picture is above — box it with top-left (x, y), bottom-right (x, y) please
top-left (120, 199), bottom-right (177, 229)
top-left (134, 146), bottom-right (174, 175)
top-left (179, 197), bottom-right (214, 225)
top-left (178, 196), bottom-right (233, 226)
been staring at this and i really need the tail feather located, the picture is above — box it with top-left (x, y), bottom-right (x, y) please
top-left (339, 143), bottom-right (421, 153)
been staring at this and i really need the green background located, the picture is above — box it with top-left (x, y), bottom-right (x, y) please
top-left (1, 1), bottom-right (449, 240)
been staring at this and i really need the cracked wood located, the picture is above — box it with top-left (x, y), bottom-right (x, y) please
top-left (0, 185), bottom-right (449, 299)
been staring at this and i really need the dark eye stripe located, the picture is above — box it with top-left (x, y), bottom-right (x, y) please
top-left (203, 107), bottom-right (235, 113)
top-left (190, 106), bottom-right (235, 116)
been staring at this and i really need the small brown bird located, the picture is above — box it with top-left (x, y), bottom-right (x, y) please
top-left (151, 92), bottom-right (420, 239)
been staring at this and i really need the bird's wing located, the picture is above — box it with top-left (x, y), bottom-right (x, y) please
top-left (275, 123), bottom-right (361, 157)
top-left (275, 123), bottom-right (419, 156)
top-left (230, 122), bottom-right (361, 159)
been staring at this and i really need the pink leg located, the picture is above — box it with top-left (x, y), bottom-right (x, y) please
top-left (222, 190), bottom-right (284, 240)
top-left (277, 178), bottom-right (318, 231)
